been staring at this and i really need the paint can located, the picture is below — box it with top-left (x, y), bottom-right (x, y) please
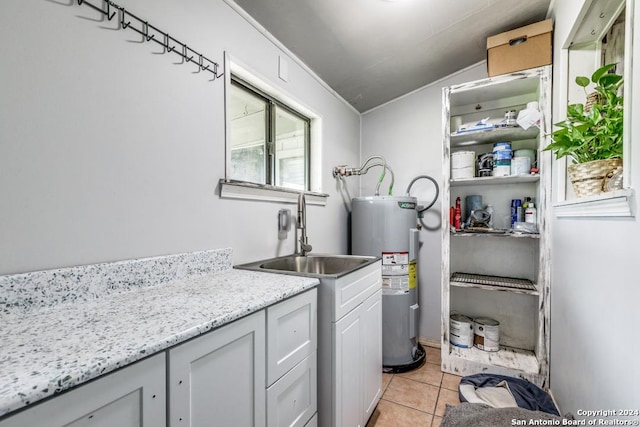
top-left (514, 149), bottom-right (536, 167)
top-left (492, 142), bottom-right (512, 158)
top-left (492, 142), bottom-right (511, 176)
top-left (473, 317), bottom-right (500, 352)
top-left (450, 314), bottom-right (474, 348)
top-left (451, 151), bottom-right (475, 179)
top-left (511, 156), bottom-right (531, 175)
top-left (492, 165), bottom-right (511, 176)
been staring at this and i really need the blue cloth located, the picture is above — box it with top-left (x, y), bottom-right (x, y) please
top-left (459, 374), bottom-right (560, 416)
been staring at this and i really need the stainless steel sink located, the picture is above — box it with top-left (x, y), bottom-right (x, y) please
top-left (235, 254), bottom-right (379, 278)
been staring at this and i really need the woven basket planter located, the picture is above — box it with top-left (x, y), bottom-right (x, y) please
top-left (584, 91), bottom-right (601, 112)
top-left (568, 158), bottom-right (622, 197)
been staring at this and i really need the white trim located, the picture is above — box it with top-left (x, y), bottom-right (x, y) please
top-left (554, 0), bottom-right (635, 213)
top-left (219, 180), bottom-right (328, 206)
top-left (553, 188), bottom-right (635, 217)
top-left (221, 0), bottom-right (360, 116)
top-left (623, 0), bottom-right (635, 188)
top-left (224, 52), bottom-right (326, 196)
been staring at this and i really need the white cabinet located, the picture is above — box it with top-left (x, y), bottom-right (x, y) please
top-left (0, 290), bottom-right (317, 427)
top-left (266, 290), bottom-right (318, 427)
top-left (169, 289), bottom-right (317, 427)
top-left (0, 353), bottom-right (166, 427)
top-left (168, 310), bottom-right (266, 427)
top-left (317, 261), bottom-right (382, 427)
top-left (441, 66), bottom-right (551, 387)
top-left (266, 289), bottom-right (317, 386)
top-left (361, 290), bottom-right (383, 421)
top-left (266, 352), bottom-right (317, 427)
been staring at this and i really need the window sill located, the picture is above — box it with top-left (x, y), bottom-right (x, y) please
top-left (553, 188), bottom-right (635, 218)
top-left (219, 179), bottom-right (328, 206)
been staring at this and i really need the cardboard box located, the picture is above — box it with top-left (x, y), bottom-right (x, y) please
top-left (487, 19), bottom-right (553, 77)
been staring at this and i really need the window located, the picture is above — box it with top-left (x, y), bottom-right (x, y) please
top-left (228, 77), bottom-right (310, 191)
top-left (553, 0), bottom-right (634, 217)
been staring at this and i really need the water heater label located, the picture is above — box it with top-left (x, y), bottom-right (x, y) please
top-left (381, 252), bottom-right (410, 293)
top-left (408, 259), bottom-right (417, 289)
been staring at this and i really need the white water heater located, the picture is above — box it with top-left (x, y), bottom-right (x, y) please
top-left (351, 195), bottom-right (423, 370)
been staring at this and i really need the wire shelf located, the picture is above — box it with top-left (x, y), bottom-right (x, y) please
top-left (451, 272), bottom-right (536, 292)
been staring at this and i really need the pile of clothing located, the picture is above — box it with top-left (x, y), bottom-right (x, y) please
top-left (441, 374), bottom-right (567, 427)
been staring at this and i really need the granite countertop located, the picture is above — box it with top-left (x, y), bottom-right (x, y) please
top-left (0, 249), bottom-right (318, 417)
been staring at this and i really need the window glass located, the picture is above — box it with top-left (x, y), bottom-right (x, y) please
top-left (229, 83), bottom-right (268, 184)
top-left (275, 105), bottom-right (308, 190)
top-left (228, 78), bottom-right (310, 190)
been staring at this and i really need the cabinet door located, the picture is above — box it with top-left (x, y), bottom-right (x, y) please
top-left (361, 290), bottom-right (382, 424)
top-left (267, 289), bottom-right (317, 386)
top-left (333, 307), bottom-right (362, 427)
top-left (0, 353), bottom-right (166, 427)
top-left (168, 311), bottom-right (266, 427)
top-left (304, 414), bottom-right (317, 427)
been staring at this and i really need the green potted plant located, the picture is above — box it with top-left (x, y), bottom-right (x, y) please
top-left (545, 63), bottom-right (623, 197)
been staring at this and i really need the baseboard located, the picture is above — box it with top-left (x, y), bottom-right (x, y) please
top-left (419, 338), bottom-right (441, 349)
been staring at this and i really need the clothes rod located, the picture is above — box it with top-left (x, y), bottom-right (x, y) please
top-left (76, 0), bottom-right (223, 80)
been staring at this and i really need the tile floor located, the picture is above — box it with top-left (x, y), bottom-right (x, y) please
top-left (366, 346), bottom-right (462, 427)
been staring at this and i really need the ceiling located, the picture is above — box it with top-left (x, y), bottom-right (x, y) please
top-left (231, 0), bottom-right (552, 112)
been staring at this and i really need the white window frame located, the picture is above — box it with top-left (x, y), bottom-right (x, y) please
top-left (220, 52), bottom-right (327, 206)
top-left (553, 0), bottom-right (635, 217)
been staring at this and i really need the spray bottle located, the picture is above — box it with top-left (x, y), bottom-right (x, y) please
top-left (454, 197), bottom-right (461, 230)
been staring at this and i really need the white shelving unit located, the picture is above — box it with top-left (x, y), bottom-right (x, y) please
top-left (441, 66), bottom-right (551, 388)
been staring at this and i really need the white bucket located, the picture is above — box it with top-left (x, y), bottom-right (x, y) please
top-left (511, 156), bottom-right (531, 175)
top-left (451, 151), bottom-right (475, 180)
top-left (473, 317), bottom-right (500, 352)
top-left (450, 314), bottom-right (474, 348)
top-left (514, 149), bottom-right (536, 167)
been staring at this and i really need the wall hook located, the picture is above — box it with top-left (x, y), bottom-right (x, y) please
top-left (166, 34), bottom-right (176, 53)
top-left (120, 10), bottom-right (131, 29)
top-left (105, 1), bottom-right (116, 20)
top-left (143, 22), bottom-right (154, 41)
top-left (182, 45), bottom-right (193, 63)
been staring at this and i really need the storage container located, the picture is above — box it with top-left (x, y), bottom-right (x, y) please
top-left (487, 19), bottom-right (553, 77)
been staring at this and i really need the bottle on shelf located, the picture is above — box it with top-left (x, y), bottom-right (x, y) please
top-left (511, 199), bottom-right (522, 227)
top-left (525, 202), bottom-right (537, 224)
top-left (454, 197), bottom-right (461, 230)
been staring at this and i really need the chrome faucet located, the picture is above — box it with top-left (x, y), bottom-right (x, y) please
top-left (296, 193), bottom-right (312, 256)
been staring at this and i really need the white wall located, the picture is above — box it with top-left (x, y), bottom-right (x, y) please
top-left (360, 64), bottom-right (487, 343)
top-left (0, 0), bottom-right (360, 274)
top-left (548, 0), bottom-right (640, 415)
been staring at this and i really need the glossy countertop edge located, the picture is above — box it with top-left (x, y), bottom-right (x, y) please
top-left (0, 268), bottom-right (318, 418)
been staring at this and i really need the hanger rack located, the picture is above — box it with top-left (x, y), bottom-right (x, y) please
top-left (76, 0), bottom-right (223, 80)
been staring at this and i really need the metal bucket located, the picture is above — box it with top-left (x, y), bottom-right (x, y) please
top-left (450, 314), bottom-right (474, 348)
top-left (473, 317), bottom-right (500, 352)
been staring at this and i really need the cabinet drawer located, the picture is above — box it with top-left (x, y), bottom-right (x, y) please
top-left (333, 262), bottom-right (381, 321)
top-left (266, 353), bottom-right (317, 427)
top-left (267, 289), bottom-right (317, 386)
